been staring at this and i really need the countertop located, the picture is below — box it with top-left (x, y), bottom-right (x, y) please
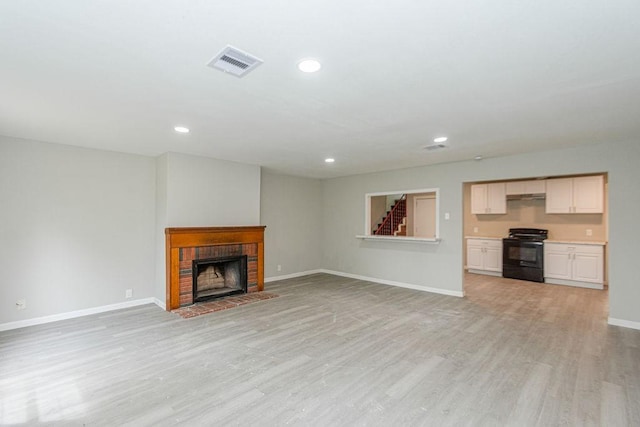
top-left (466, 236), bottom-right (607, 245)
top-left (545, 239), bottom-right (607, 246)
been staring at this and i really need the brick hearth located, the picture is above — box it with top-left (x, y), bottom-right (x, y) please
top-left (172, 292), bottom-right (279, 318)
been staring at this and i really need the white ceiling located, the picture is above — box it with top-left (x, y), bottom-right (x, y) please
top-left (1, 1), bottom-right (639, 178)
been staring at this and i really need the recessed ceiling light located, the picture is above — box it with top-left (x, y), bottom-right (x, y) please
top-left (474, 155), bottom-right (483, 161)
top-left (174, 126), bottom-right (190, 134)
top-left (325, 158), bottom-right (335, 163)
top-left (433, 136), bottom-right (448, 143)
top-left (298, 59), bottom-right (321, 73)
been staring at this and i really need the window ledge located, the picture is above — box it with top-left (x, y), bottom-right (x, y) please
top-left (356, 235), bottom-right (441, 244)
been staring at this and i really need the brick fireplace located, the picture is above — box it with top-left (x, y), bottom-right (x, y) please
top-left (165, 226), bottom-right (266, 310)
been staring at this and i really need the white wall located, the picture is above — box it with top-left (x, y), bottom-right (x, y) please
top-left (0, 136), bottom-right (156, 323)
top-left (164, 152), bottom-right (260, 226)
top-left (154, 154), bottom-right (169, 305)
top-left (321, 140), bottom-right (640, 324)
top-left (260, 171), bottom-right (323, 278)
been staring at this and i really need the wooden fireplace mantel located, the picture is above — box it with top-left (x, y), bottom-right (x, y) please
top-left (165, 226), bottom-right (266, 310)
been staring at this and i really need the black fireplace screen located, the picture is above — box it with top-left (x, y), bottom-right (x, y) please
top-left (192, 255), bottom-right (247, 303)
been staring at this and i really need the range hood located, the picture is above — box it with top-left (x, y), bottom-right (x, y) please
top-left (506, 193), bottom-right (546, 201)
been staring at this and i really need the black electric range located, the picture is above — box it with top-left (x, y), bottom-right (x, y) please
top-left (502, 228), bottom-right (548, 282)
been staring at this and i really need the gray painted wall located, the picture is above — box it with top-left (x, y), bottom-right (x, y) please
top-left (0, 136), bottom-right (156, 323)
top-left (164, 152), bottom-right (260, 226)
top-left (321, 140), bottom-right (640, 323)
top-left (322, 167), bottom-right (463, 294)
top-left (260, 171), bottom-right (323, 278)
top-left (2, 136), bottom-right (639, 327)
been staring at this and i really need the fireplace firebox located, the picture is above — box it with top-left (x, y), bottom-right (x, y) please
top-left (192, 255), bottom-right (248, 303)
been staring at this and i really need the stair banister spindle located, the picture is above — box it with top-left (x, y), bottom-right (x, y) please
top-left (373, 193), bottom-right (407, 236)
top-left (391, 209), bottom-right (394, 234)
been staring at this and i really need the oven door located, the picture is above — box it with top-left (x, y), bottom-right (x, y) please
top-left (502, 238), bottom-right (545, 282)
top-left (503, 239), bottom-right (543, 268)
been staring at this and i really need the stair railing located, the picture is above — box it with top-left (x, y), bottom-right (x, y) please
top-left (374, 194), bottom-right (407, 235)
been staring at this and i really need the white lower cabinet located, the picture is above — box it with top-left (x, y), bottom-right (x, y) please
top-left (466, 238), bottom-right (502, 276)
top-left (544, 242), bottom-right (604, 289)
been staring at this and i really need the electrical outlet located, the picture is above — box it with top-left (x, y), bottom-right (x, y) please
top-left (16, 299), bottom-right (26, 310)
top-left (445, 212), bottom-right (450, 220)
top-left (473, 227), bottom-right (479, 233)
top-left (586, 229), bottom-right (593, 236)
top-left (277, 264), bottom-right (282, 272)
top-left (125, 289), bottom-right (133, 299)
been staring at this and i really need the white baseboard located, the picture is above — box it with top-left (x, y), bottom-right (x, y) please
top-left (320, 269), bottom-right (464, 298)
top-left (0, 297), bottom-right (160, 332)
top-left (153, 297), bottom-right (166, 311)
top-left (467, 269), bottom-right (502, 277)
top-left (608, 317), bottom-right (640, 331)
top-left (265, 269), bottom-right (324, 283)
top-left (545, 278), bottom-right (604, 290)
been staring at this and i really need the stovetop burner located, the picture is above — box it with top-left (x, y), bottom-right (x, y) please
top-left (506, 228), bottom-right (548, 241)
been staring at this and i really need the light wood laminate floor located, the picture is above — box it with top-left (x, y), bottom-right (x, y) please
top-left (1, 273), bottom-right (639, 426)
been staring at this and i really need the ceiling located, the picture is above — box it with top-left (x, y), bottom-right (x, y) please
top-left (1, 1), bottom-right (639, 179)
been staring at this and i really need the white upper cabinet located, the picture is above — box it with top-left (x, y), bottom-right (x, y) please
top-left (545, 178), bottom-right (573, 213)
top-left (545, 175), bottom-right (603, 214)
top-left (573, 176), bottom-right (604, 213)
top-left (505, 179), bottom-right (546, 195)
top-left (471, 183), bottom-right (506, 214)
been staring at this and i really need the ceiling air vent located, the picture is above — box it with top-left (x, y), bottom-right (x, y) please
top-left (423, 142), bottom-right (448, 151)
top-left (207, 45), bottom-right (263, 78)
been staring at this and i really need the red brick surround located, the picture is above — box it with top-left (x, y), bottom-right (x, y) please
top-left (165, 226), bottom-right (266, 310)
top-left (178, 244), bottom-right (258, 306)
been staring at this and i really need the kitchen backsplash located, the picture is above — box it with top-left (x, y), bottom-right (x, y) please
top-left (463, 185), bottom-right (607, 242)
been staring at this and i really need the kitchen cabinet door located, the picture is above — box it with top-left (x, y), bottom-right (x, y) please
top-left (545, 178), bottom-right (573, 213)
top-left (572, 250), bottom-right (604, 284)
top-left (506, 180), bottom-right (546, 195)
top-left (573, 176), bottom-right (604, 213)
top-left (486, 183), bottom-right (506, 214)
top-left (544, 246), bottom-right (572, 280)
top-left (471, 183), bottom-right (506, 214)
top-left (545, 175), bottom-right (603, 214)
top-left (470, 185), bottom-right (488, 214)
top-left (484, 246), bottom-right (502, 272)
top-left (467, 244), bottom-right (484, 270)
